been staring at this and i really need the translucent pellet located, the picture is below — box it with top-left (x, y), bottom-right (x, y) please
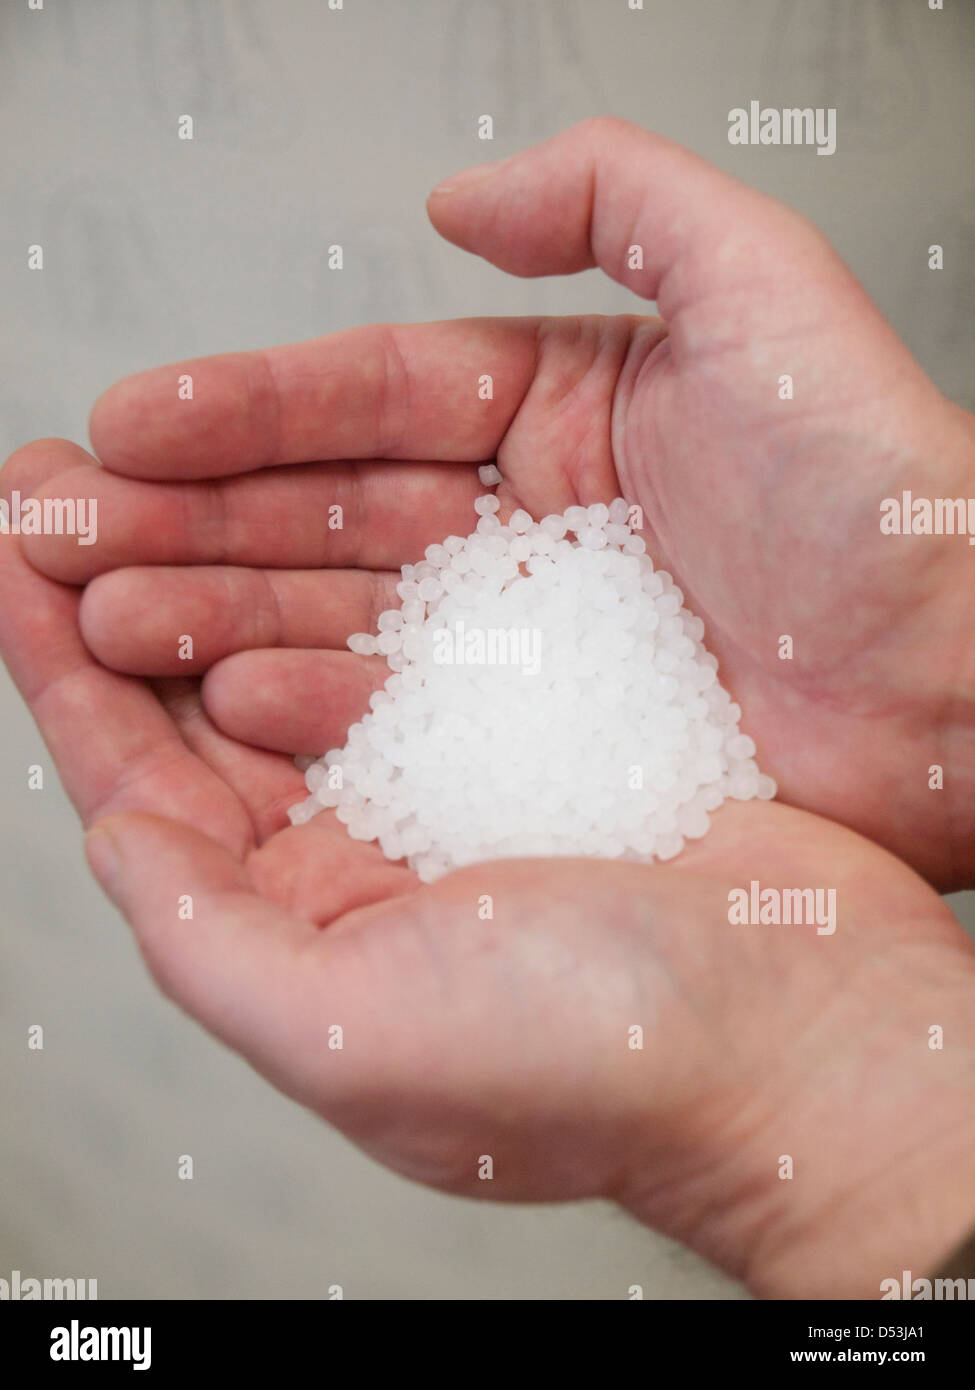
top-left (540, 514), bottom-right (568, 540)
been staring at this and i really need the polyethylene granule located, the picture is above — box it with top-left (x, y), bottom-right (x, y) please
top-left (289, 498), bottom-right (776, 882)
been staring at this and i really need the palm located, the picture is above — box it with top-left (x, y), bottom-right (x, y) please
top-left (614, 284), bottom-right (974, 886)
top-left (214, 787), bottom-right (975, 1305)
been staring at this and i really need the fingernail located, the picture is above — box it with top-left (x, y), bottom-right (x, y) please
top-left (84, 825), bottom-right (122, 894)
top-left (430, 158), bottom-right (506, 195)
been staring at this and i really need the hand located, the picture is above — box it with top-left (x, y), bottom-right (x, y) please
top-left (17, 119), bottom-right (975, 887)
top-left (5, 116), bottom-right (975, 1297)
top-left (4, 445), bottom-right (975, 1299)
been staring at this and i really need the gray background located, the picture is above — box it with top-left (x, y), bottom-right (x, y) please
top-left (1, 0), bottom-right (973, 1299)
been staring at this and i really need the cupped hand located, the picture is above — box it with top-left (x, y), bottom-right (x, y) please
top-left (3, 441), bottom-right (975, 1299)
top-left (16, 118), bottom-right (975, 886)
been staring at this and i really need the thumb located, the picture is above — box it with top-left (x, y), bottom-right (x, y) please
top-left (427, 116), bottom-right (869, 343)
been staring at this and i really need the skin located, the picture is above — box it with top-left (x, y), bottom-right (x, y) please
top-left (3, 118), bottom-right (975, 1298)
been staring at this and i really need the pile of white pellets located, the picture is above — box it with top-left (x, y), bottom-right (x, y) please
top-left (289, 479), bottom-right (775, 881)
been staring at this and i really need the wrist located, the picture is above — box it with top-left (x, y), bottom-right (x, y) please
top-left (618, 933), bottom-right (975, 1299)
top-left (754, 1075), bottom-right (975, 1300)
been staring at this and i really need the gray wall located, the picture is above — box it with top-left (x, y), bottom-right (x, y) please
top-left (1, 0), bottom-right (972, 1299)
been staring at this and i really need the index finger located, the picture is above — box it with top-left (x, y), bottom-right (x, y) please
top-left (89, 317), bottom-right (540, 481)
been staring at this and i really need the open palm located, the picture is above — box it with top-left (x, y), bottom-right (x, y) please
top-left (5, 118), bottom-right (975, 1297)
